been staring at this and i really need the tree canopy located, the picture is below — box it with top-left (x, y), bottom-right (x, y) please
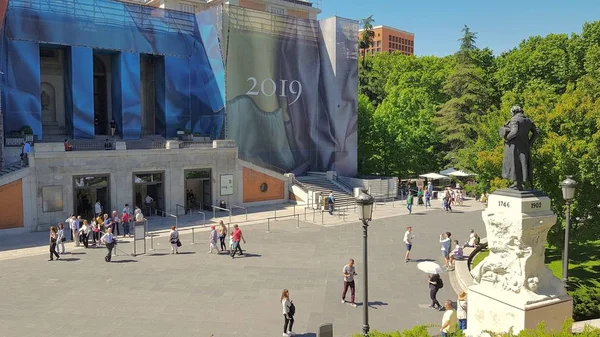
top-left (358, 20), bottom-right (600, 247)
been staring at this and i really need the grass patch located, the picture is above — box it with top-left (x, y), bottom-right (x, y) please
top-left (471, 249), bottom-right (489, 268)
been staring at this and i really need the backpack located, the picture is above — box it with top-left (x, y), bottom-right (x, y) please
top-left (438, 278), bottom-right (444, 289)
top-left (474, 236), bottom-right (481, 246)
top-left (288, 302), bottom-right (295, 317)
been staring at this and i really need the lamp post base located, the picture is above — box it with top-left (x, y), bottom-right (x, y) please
top-left (362, 324), bottom-right (370, 336)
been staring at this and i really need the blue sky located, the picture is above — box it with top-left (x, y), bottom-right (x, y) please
top-left (319, 0), bottom-right (600, 56)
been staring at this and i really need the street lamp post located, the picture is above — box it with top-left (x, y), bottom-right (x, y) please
top-left (356, 189), bottom-right (374, 336)
top-left (560, 176), bottom-right (577, 288)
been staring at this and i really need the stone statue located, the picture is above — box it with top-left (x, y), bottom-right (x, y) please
top-left (41, 91), bottom-right (50, 111)
top-left (499, 106), bottom-right (538, 190)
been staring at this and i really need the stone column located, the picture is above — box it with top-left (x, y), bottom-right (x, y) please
top-left (467, 189), bottom-right (572, 335)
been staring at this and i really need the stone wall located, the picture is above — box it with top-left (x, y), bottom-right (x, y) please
top-left (28, 142), bottom-right (238, 230)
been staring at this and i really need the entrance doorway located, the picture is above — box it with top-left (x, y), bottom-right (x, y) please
top-left (133, 172), bottom-right (165, 216)
top-left (184, 169), bottom-right (212, 211)
top-left (73, 175), bottom-right (109, 220)
top-left (93, 56), bottom-right (108, 135)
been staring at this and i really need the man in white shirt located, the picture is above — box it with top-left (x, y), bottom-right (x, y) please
top-left (145, 195), bottom-right (154, 216)
top-left (95, 200), bottom-right (102, 217)
top-left (341, 259), bottom-right (357, 307)
top-left (71, 216), bottom-right (81, 247)
top-left (440, 232), bottom-right (452, 268)
top-left (440, 300), bottom-right (457, 337)
top-left (101, 228), bottom-right (115, 262)
top-left (403, 226), bottom-right (413, 263)
top-left (65, 215), bottom-right (74, 241)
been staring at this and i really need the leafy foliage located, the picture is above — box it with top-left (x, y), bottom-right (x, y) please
top-left (358, 20), bottom-right (600, 248)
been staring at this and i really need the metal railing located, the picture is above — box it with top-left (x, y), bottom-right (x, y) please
top-left (125, 139), bottom-right (166, 150)
top-left (266, 214), bottom-right (300, 233)
top-left (179, 140), bottom-right (213, 149)
top-left (292, 177), bottom-right (309, 191)
top-left (155, 209), bottom-right (178, 228)
top-left (231, 205), bottom-right (248, 220)
top-left (68, 139), bottom-right (115, 151)
top-left (212, 205), bottom-right (232, 224)
top-left (175, 204), bottom-right (191, 216)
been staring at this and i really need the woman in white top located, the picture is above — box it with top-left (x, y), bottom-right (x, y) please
top-left (169, 226), bottom-right (179, 254)
top-left (281, 289), bottom-right (295, 336)
top-left (79, 220), bottom-right (91, 248)
top-left (56, 223), bottom-right (66, 254)
top-left (101, 228), bottom-right (115, 262)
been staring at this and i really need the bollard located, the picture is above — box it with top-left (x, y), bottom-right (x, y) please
top-left (321, 210), bottom-right (324, 225)
top-left (293, 204), bottom-right (296, 216)
top-left (312, 208), bottom-right (315, 222)
top-left (304, 207), bottom-right (307, 221)
top-left (191, 227), bottom-right (195, 244)
top-left (296, 214), bottom-right (300, 228)
top-left (149, 234), bottom-right (154, 250)
top-left (267, 218), bottom-right (270, 233)
top-left (274, 208), bottom-right (277, 220)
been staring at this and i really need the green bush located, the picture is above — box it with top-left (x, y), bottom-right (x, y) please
top-left (352, 320), bottom-right (600, 336)
top-left (570, 282), bottom-right (600, 321)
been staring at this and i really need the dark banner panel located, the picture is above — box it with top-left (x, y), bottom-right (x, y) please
top-left (70, 47), bottom-right (94, 139)
top-left (1, 39), bottom-right (41, 138)
top-left (223, 6), bottom-right (358, 175)
top-left (111, 52), bottom-right (142, 140)
top-left (164, 56), bottom-right (191, 137)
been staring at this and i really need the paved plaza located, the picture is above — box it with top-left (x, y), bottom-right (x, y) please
top-left (0, 201), bottom-right (486, 337)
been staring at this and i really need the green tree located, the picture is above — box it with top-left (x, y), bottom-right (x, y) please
top-left (359, 15), bottom-right (375, 68)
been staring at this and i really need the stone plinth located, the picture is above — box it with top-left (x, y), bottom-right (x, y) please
top-left (467, 189), bottom-right (572, 335)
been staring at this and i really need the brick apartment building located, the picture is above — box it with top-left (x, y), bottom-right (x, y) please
top-left (359, 25), bottom-right (414, 56)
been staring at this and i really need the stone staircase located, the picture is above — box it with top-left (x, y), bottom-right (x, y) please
top-left (295, 172), bottom-right (355, 206)
top-left (0, 161), bottom-right (27, 178)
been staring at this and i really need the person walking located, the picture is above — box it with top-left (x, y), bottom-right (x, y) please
top-left (440, 232), bottom-right (452, 268)
top-left (101, 228), bottom-right (115, 262)
top-left (48, 226), bottom-right (60, 261)
top-left (327, 191), bottom-right (335, 215)
top-left (403, 226), bottom-right (413, 263)
top-left (230, 224), bottom-right (246, 259)
top-left (218, 221), bottom-right (227, 252)
top-left (428, 273), bottom-right (443, 310)
top-left (79, 220), bottom-right (91, 248)
top-left (406, 192), bottom-right (414, 215)
top-left (457, 292), bottom-right (468, 331)
top-left (424, 189), bottom-right (432, 209)
top-left (440, 299), bottom-right (458, 337)
top-left (341, 259), bottom-right (357, 307)
top-left (208, 225), bottom-right (219, 254)
top-left (169, 226), bottom-right (180, 254)
top-left (57, 223), bottom-right (67, 254)
top-left (281, 289), bottom-right (295, 336)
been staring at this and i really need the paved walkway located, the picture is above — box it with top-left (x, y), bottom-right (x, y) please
top-left (0, 200), bottom-right (486, 337)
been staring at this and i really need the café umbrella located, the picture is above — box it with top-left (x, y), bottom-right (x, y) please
top-left (417, 261), bottom-right (444, 274)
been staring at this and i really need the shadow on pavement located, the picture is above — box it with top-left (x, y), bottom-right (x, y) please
top-left (295, 333), bottom-right (316, 337)
top-left (176, 251), bottom-right (196, 255)
top-left (413, 258), bottom-right (435, 262)
top-left (355, 301), bottom-right (389, 309)
top-left (148, 253), bottom-right (170, 256)
top-left (56, 258), bottom-right (80, 262)
top-left (69, 252), bottom-right (87, 255)
top-left (239, 253), bottom-right (262, 258)
top-left (111, 259), bottom-right (138, 263)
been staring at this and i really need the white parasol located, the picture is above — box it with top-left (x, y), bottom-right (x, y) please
top-left (417, 261), bottom-right (443, 274)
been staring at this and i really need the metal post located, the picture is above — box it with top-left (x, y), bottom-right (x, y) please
top-left (192, 227), bottom-right (195, 244)
top-left (267, 218), bottom-right (270, 233)
top-left (293, 204), bottom-right (296, 216)
top-left (563, 201), bottom-right (571, 288)
top-left (274, 208), bottom-right (277, 220)
top-left (312, 208), bottom-right (315, 222)
top-left (321, 210), bottom-right (324, 225)
top-left (229, 210), bottom-right (232, 224)
top-left (150, 234), bottom-right (154, 250)
top-left (296, 214), bottom-right (299, 228)
top-left (245, 208), bottom-right (248, 221)
top-left (304, 207), bottom-right (307, 221)
top-left (213, 208), bottom-right (216, 220)
top-left (362, 220), bottom-right (370, 335)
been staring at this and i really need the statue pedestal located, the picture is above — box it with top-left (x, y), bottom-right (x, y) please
top-left (467, 190), bottom-right (572, 336)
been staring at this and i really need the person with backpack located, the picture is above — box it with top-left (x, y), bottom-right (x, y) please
top-left (327, 191), bottom-right (335, 215)
top-left (428, 272), bottom-right (443, 310)
top-left (281, 289), bottom-right (295, 336)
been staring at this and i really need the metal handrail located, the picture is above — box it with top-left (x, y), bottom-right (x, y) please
top-left (266, 214), bottom-right (300, 233)
top-left (175, 204), bottom-right (191, 216)
top-left (211, 205), bottom-right (232, 224)
top-left (292, 177), bottom-right (309, 191)
top-left (231, 205), bottom-right (248, 220)
top-left (155, 209), bottom-right (178, 229)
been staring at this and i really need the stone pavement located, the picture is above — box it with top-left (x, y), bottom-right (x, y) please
top-left (0, 200), bottom-right (486, 337)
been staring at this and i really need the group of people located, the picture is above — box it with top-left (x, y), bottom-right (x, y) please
top-left (48, 203), bottom-right (145, 262)
top-left (207, 221), bottom-right (247, 258)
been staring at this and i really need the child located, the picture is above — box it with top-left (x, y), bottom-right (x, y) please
top-left (208, 225), bottom-right (219, 254)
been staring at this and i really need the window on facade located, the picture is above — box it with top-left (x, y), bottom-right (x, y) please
top-left (179, 3), bottom-right (196, 13)
top-left (389, 35), bottom-right (392, 41)
top-left (269, 6), bottom-right (286, 15)
top-left (376, 40), bottom-right (381, 47)
top-left (377, 48), bottom-right (381, 53)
